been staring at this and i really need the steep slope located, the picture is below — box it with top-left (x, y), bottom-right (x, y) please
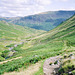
top-left (39, 14), bottom-right (75, 42)
top-left (8, 10), bottom-right (75, 31)
top-left (0, 15), bottom-right (75, 75)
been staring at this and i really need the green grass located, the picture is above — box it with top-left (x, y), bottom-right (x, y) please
top-left (72, 70), bottom-right (75, 74)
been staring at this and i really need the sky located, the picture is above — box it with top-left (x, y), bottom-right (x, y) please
top-left (0, 0), bottom-right (75, 17)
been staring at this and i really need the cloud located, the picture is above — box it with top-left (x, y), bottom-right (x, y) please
top-left (0, 0), bottom-right (52, 17)
top-left (36, 0), bottom-right (52, 5)
top-left (0, 0), bottom-right (75, 17)
top-left (55, 0), bottom-right (68, 2)
top-left (61, 0), bottom-right (68, 1)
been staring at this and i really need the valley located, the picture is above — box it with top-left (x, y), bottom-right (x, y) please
top-left (0, 13), bottom-right (75, 75)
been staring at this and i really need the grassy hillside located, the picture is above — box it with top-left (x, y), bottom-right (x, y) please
top-left (0, 20), bottom-right (45, 39)
top-left (0, 20), bottom-right (45, 61)
top-left (0, 15), bottom-right (75, 75)
top-left (6, 10), bottom-right (75, 31)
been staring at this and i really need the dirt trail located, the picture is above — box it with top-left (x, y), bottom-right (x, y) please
top-left (4, 61), bottom-right (41, 75)
top-left (0, 56), bottom-right (22, 64)
top-left (43, 56), bottom-right (61, 75)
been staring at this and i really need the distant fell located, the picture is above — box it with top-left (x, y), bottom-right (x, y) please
top-left (0, 10), bottom-right (75, 31)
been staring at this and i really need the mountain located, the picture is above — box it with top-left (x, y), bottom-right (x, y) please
top-left (1, 10), bottom-right (74, 31)
top-left (0, 15), bottom-right (75, 74)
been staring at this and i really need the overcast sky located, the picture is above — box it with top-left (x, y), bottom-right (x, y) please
top-left (0, 0), bottom-right (75, 17)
